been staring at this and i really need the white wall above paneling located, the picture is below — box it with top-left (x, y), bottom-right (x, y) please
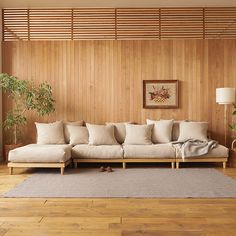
top-left (0, 0), bottom-right (236, 8)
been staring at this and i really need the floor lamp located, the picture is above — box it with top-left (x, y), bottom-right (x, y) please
top-left (216, 88), bottom-right (236, 146)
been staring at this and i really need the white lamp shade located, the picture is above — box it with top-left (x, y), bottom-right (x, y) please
top-left (216, 88), bottom-right (235, 104)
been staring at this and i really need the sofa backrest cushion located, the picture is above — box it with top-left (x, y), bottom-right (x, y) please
top-left (66, 125), bottom-right (89, 145)
top-left (86, 123), bottom-right (118, 145)
top-left (124, 124), bottom-right (153, 145)
top-left (63, 121), bottom-right (84, 143)
top-left (106, 122), bottom-right (132, 144)
top-left (35, 121), bottom-right (65, 144)
top-left (178, 121), bottom-right (208, 142)
top-left (146, 119), bottom-right (173, 143)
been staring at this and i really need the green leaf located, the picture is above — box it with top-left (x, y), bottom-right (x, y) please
top-left (229, 123), bottom-right (236, 132)
top-left (0, 73), bottom-right (55, 143)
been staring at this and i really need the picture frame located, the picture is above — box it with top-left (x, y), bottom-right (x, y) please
top-left (143, 80), bottom-right (179, 109)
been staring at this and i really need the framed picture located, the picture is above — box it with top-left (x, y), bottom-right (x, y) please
top-left (143, 80), bottom-right (179, 109)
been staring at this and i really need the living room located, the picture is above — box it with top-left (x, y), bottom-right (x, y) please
top-left (1, 0), bottom-right (236, 235)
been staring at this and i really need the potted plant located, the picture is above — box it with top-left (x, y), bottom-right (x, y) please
top-left (0, 73), bottom-right (55, 161)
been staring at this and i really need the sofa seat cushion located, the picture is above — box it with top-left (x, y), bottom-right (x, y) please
top-left (8, 144), bottom-right (72, 163)
top-left (123, 144), bottom-right (175, 158)
top-left (72, 144), bottom-right (123, 159)
top-left (176, 144), bottom-right (229, 159)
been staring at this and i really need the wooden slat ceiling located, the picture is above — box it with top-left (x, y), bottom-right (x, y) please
top-left (73, 8), bottom-right (115, 39)
top-left (161, 8), bottom-right (204, 39)
top-left (116, 8), bottom-right (159, 39)
top-left (3, 9), bottom-right (29, 40)
top-left (29, 9), bottom-right (72, 40)
top-left (3, 7), bottom-right (236, 41)
top-left (205, 8), bottom-right (236, 38)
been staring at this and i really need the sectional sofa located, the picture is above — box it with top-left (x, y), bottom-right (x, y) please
top-left (8, 120), bottom-right (229, 175)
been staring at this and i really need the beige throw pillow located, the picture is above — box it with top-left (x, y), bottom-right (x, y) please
top-left (67, 125), bottom-right (89, 145)
top-left (86, 123), bottom-right (118, 145)
top-left (35, 121), bottom-right (65, 144)
top-left (178, 122), bottom-right (208, 142)
top-left (106, 122), bottom-right (132, 144)
top-left (64, 121), bottom-right (84, 143)
top-left (124, 124), bottom-right (153, 145)
top-left (147, 119), bottom-right (173, 143)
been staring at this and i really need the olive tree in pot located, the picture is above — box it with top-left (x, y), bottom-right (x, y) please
top-left (0, 73), bottom-right (55, 161)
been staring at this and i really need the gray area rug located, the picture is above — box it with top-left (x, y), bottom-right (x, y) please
top-left (4, 168), bottom-right (236, 198)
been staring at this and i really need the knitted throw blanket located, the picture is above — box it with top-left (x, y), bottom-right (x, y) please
top-left (171, 139), bottom-right (218, 161)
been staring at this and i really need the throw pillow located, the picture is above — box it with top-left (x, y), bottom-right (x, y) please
top-left (105, 122), bottom-right (132, 144)
top-left (35, 121), bottom-right (65, 144)
top-left (124, 124), bottom-right (153, 145)
top-left (64, 120), bottom-right (84, 143)
top-left (178, 122), bottom-right (208, 142)
top-left (146, 119), bottom-right (173, 143)
top-left (86, 123), bottom-right (118, 145)
top-left (66, 125), bottom-right (89, 145)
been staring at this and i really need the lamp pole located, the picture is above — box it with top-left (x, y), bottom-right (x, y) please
top-left (216, 88), bottom-right (235, 147)
top-left (224, 104), bottom-right (227, 146)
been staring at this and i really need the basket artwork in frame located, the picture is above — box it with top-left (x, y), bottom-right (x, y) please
top-left (143, 80), bottom-right (179, 109)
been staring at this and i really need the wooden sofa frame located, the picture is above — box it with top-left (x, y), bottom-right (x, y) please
top-left (8, 159), bottom-right (72, 175)
top-left (74, 158), bottom-right (175, 169)
top-left (175, 157), bottom-right (227, 169)
top-left (7, 156), bottom-right (227, 175)
top-left (73, 157), bottom-right (228, 169)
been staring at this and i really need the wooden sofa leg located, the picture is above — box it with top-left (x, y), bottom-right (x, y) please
top-left (176, 162), bottom-right (179, 169)
top-left (171, 162), bottom-right (175, 169)
top-left (223, 162), bottom-right (226, 169)
top-left (74, 162), bottom-right (78, 169)
top-left (122, 162), bottom-right (126, 169)
top-left (61, 167), bottom-right (64, 175)
top-left (9, 167), bottom-right (13, 175)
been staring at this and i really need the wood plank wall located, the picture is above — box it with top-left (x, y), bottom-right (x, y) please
top-left (2, 40), bottom-right (236, 145)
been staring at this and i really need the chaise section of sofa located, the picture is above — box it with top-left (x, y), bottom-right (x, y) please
top-left (123, 144), bottom-right (176, 168)
top-left (72, 144), bottom-right (124, 168)
top-left (175, 144), bottom-right (229, 168)
top-left (8, 144), bottom-right (72, 175)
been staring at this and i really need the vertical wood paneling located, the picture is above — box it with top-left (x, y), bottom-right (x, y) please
top-left (2, 40), bottom-right (236, 145)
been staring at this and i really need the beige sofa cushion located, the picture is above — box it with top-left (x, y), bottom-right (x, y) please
top-left (123, 144), bottom-right (176, 158)
top-left (178, 122), bottom-right (208, 142)
top-left (176, 144), bottom-right (229, 159)
top-left (35, 121), bottom-right (65, 144)
top-left (66, 125), bottom-right (89, 145)
top-left (106, 122), bottom-right (131, 144)
top-left (72, 144), bottom-right (123, 159)
top-left (8, 144), bottom-right (72, 163)
top-left (86, 123), bottom-right (118, 145)
top-left (147, 119), bottom-right (173, 143)
top-left (64, 120), bottom-right (84, 143)
top-left (124, 124), bottom-right (153, 145)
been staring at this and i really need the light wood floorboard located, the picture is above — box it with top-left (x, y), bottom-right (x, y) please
top-left (0, 164), bottom-right (236, 235)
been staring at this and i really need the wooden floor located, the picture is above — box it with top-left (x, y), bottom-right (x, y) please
top-left (0, 164), bottom-right (236, 236)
